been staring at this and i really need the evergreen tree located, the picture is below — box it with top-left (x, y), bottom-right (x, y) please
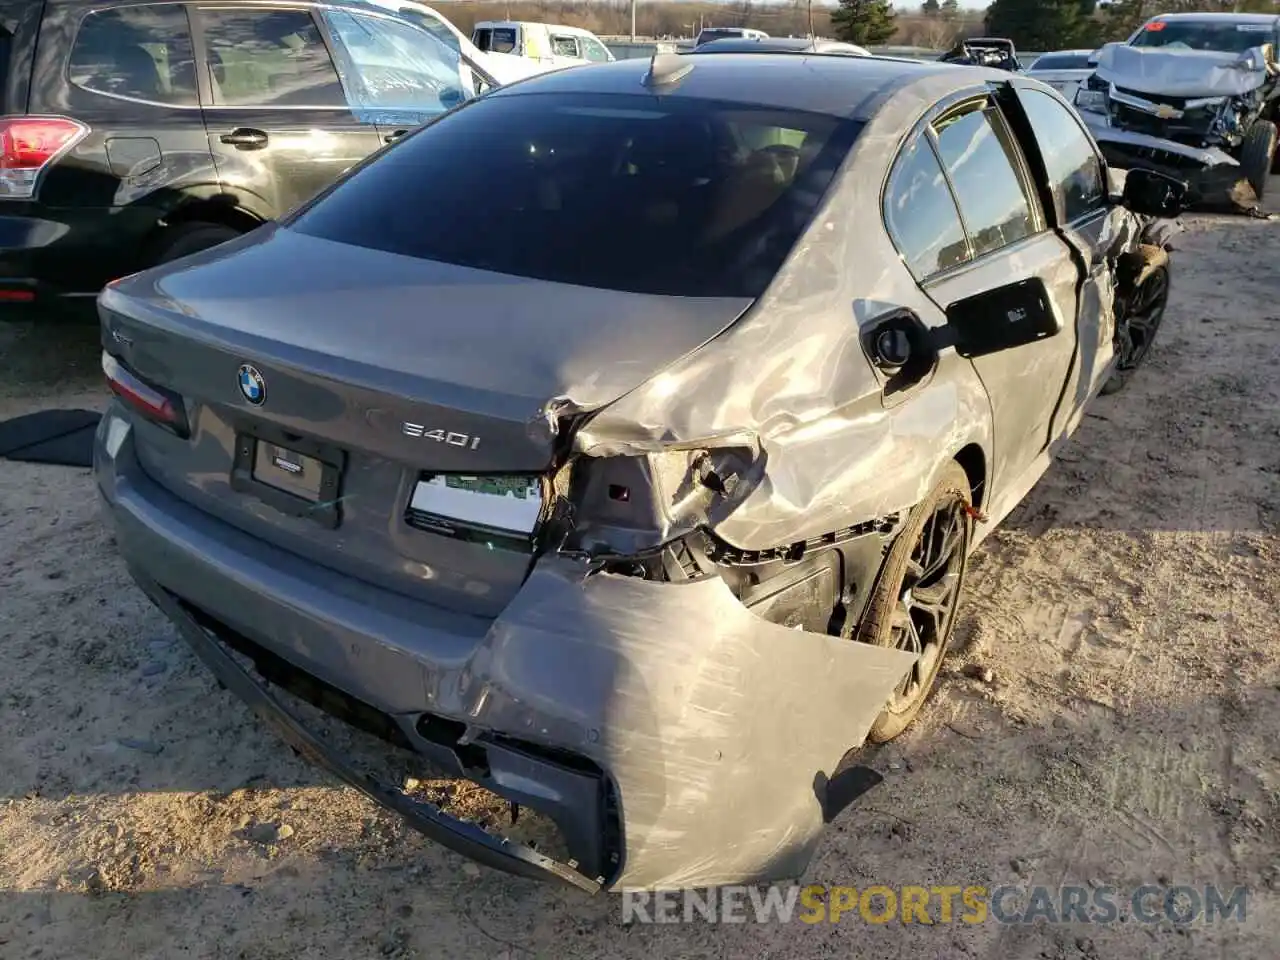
top-left (831, 0), bottom-right (897, 46)
top-left (940, 0), bottom-right (960, 20)
top-left (984, 0), bottom-right (1100, 50)
top-left (921, 0), bottom-right (941, 17)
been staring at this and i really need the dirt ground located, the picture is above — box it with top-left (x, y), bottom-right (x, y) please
top-left (2, 209), bottom-right (1279, 960)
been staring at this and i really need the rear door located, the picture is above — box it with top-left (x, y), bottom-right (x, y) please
top-left (898, 93), bottom-right (1082, 497)
top-left (194, 4), bottom-right (380, 219)
top-left (1002, 80), bottom-right (1119, 432)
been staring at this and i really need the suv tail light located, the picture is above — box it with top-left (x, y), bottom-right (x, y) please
top-left (0, 117), bottom-right (88, 199)
top-left (103, 351), bottom-right (190, 437)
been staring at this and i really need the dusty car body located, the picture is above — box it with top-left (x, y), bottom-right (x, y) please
top-left (1076, 13), bottom-right (1280, 201)
top-left (93, 54), bottom-right (1182, 892)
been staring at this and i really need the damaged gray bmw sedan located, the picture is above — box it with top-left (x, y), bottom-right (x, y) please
top-left (93, 52), bottom-right (1184, 893)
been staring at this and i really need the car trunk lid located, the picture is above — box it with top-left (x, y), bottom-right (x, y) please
top-left (99, 225), bottom-right (751, 617)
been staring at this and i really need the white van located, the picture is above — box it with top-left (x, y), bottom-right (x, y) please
top-left (359, 1), bottom-right (550, 83)
top-left (472, 21), bottom-right (615, 67)
top-left (694, 27), bottom-right (770, 47)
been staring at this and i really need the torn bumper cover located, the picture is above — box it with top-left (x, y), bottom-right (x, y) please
top-left (95, 411), bottom-right (916, 892)
top-left (1081, 112), bottom-right (1263, 215)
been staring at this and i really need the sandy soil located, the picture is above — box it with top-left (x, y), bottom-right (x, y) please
top-left (2, 211), bottom-right (1279, 959)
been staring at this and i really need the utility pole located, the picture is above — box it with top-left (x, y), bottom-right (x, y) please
top-left (630, 0), bottom-right (636, 40)
top-left (807, 0), bottom-right (814, 39)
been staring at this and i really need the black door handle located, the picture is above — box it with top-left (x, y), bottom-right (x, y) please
top-left (383, 129), bottom-right (410, 144)
top-left (220, 128), bottom-right (268, 149)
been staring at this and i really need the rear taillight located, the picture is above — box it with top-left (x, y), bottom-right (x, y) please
top-left (103, 351), bottom-right (190, 437)
top-left (0, 117), bottom-right (88, 199)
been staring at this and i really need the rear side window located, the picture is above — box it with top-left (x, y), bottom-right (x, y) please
top-left (932, 104), bottom-right (1036, 258)
top-left (1016, 88), bottom-right (1106, 223)
top-left (884, 134), bottom-right (969, 279)
top-left (323, 11), bottom-right (470, 116)
top-left (398, 9), bottom-right (460, 53)
top-left (68, 5), bottom-right (197, 106)
top-left (198, 8), bottom-right (343, 107)
top-left (289, 92), bottom-right (862, 298)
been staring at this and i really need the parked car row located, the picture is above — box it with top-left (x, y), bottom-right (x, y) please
top-left (91, 46), bottom-right (1188, 893)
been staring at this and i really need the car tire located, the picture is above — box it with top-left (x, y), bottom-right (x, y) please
top-left (1239, 119), bottom-right (1277, 200)
top-left (1101, 249), bottom-right (1170, 395)
top-left (857, 461), bottom-right (972, 744)
top-left (153, 222), bottom-right (242, 265)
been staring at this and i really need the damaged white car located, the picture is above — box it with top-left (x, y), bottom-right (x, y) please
top-left (1076, 12), bottom-right (1280, 201)
top-left (94, 53), bottom-right (1186, 892)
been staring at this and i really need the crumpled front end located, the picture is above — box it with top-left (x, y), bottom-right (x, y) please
top-left (1085, 42), bottom-right (1273, 154)
top-left (97, 407), bottom-right (916, 892)
top-left (1082, 101), bottom-right (1265, 216)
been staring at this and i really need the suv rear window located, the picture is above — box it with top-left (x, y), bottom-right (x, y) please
top-left (288, 92), bottom-right (861, 298)
top-left (68, 4), bottom-right (198, 106)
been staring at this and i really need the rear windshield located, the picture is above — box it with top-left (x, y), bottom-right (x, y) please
top-left (1131, 20), bottom-right (1273, 53)
top-left (288, 92), bottom-right (862, 298)
top-left (1030, 53), bottom-right (1091, 70)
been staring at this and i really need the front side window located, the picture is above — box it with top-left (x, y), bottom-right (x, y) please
top-left (580, 37), bottom-right (612, 62)
top-left (932, 103), bottom-right (1036, 258)
top-left (399, 9), bottom-right (461, 54)
top-left (884, 134), bottom-right (969, 279)
top-left (481, 27), bottom-right (517, 54)
top-left (1017, 88), bottom-right (1106, 223)
top-left (551, 35), bottom-right (580, 58)
top-left (288, 92), bottom-right (862, 298)
top-left (68, 5), bottom-right (197, 106)
top-left (323, 11), bottom-right (470, 116)
top-left (199, 9), bottom-right (343, 107)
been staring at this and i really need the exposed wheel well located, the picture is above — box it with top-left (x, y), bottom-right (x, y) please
top-left (141, 198), bottom-right (265, 266)
top-left (953, 443), bottom-right (986, 509)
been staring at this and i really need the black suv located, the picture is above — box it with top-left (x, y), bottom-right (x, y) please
top-left (0, 0), bottom-right (490, 312)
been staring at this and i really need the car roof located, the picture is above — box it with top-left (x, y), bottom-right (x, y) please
top-left (1148, 12), bottom-right (1279, 24)
top-left (485, 52), bottom-right (996, 121)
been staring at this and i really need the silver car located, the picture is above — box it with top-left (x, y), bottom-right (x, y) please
top-left (1025, 48), bottom-right (1096, 103)
top-left (94, 53), bottom-right (1184, 892)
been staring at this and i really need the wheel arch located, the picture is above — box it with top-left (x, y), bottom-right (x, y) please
top-left (140, 196), bottom-right (269, 266)
top-left (952, 442), bottom-right (987, 510)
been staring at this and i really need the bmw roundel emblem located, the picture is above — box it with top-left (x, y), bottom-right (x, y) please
top-left (238, 364), bottom-right (266, 405)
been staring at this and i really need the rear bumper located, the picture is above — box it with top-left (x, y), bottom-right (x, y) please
top-left (94, 404), bottom-right (915, 891)
top-left (0, 206), bottom-right (157, 303)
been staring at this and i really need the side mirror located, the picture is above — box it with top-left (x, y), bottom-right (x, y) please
top-left (940, 277), bottom-right (1062, 359)
top-left (1120, 168), bottom-right (1189, 217)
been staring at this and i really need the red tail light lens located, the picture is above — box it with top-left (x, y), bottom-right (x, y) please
top-left (0, 117), bottom-right (88, 199)
top-left (102, 351), bottom-right (190, 437)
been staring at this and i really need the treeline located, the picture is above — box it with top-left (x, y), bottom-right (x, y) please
top-left (986, 0), bottom-right (1280, 51)
top-left (438, 0), bottom-right (984, 48)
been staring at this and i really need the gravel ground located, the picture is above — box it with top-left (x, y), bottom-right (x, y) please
top-left (1, 211), bottom-right (1279, 959)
